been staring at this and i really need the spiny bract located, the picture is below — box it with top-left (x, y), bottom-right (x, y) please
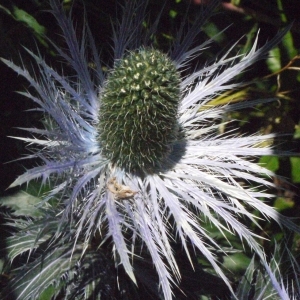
top-left (99, 48), bottom-right (180, 172)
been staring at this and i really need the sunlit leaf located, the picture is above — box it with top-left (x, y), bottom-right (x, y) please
top-left (12, 6), bottom-right (45, 36)
top-left (274, 197), bottom-right (294, 212)
top-left (290, 157), bottom-right (300, 183)
top-left (267, 47), bottom-right (281, 73)
top-left (259, 155), bottom-right (279, 172)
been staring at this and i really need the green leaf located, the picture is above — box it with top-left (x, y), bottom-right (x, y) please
top-left (0, 191), bottom-right (42, 217)
top-left (202, 22), bottom-right (225, 44)
top-left (0, 4), bottom-right (48, 47)
top-left (274, 197), bottom-right (294, 212)
top-left (290, 157), bottom-right (300, 183)
top-left (39, 285), bottom-right (57, 300)
top-left (276, 0), bottom-right (297, 59)
top-left (222, 252), bottom-right (251, 274)
top-left (0, 4), bottom-right (45, 36)
top-left (12, 6), bottom-right (45, 36)
top-left (235, 256), bottom-right (256, 300)
top-left (281, 30), bottom-right (297, 59)
top-left (259, 156), bottom-right (279, 172)
top-left (169, 9), bottom-right (177, 18)
top-left (267, 47), bottom-right (281, 73)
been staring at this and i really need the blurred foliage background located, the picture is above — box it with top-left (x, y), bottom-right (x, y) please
top-left (0, 0), bottom-right (299, 299)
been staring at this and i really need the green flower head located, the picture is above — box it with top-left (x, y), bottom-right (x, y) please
top-left (99, 48), bottom-right (181, 172)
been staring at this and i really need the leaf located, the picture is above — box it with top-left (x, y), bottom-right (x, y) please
top-left (235, 256), bottom-right (256, 300)
top-left (290, 157), bottom-right (300, 183)
top-left (222, 252), bottom-right (251, 274)
top-left (5, 218), bottom-right (55, 261)
top-left (5, 246), bottom-right (77, 300)
top-left (12, 6), bottom-right (45, 36)
top-left (274, 197), bottom-right (294, 212)
top-left (0, 4), bottom-right (48, 47)
top-left (0, 191), bottom-right (42, 217)
top-left (202, 22), bottom-right (226, 44)
top-left (259, 156), bottom-right (279, 172)
top-left (267, 47), bottom-right (281, 73)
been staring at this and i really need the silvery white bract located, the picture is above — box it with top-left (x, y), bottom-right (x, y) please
top-left (2, 0), bottom-right (299, 299)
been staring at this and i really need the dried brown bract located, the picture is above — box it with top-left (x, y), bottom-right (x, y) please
top-left (107, 177), bottom-right (138, 199)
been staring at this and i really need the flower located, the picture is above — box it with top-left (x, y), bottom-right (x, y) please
top-left (2, 0), bottom-right (299, 299)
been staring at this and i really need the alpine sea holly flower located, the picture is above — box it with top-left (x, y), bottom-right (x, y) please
top-left (2, 0), bottom-right (299, 299)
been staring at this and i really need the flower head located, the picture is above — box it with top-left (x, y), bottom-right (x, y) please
top-left (99, 48), bottom-right (181, 172)
top-left (2, 0), bottom-right (299, 299)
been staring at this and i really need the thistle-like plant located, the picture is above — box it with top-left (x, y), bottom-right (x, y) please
top-left (1, 0), bottom-right (300, 299)
top-left (234, 244), bottom-right (300, 300)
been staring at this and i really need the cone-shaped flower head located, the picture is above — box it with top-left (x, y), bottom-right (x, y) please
top-left (2, 0), bottom-right (300, 299)
top-left (99, 49), bottom-right (181, 172)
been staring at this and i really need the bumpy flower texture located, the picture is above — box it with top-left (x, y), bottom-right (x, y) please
top-left (2, 0), bottom-right (299, 299)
